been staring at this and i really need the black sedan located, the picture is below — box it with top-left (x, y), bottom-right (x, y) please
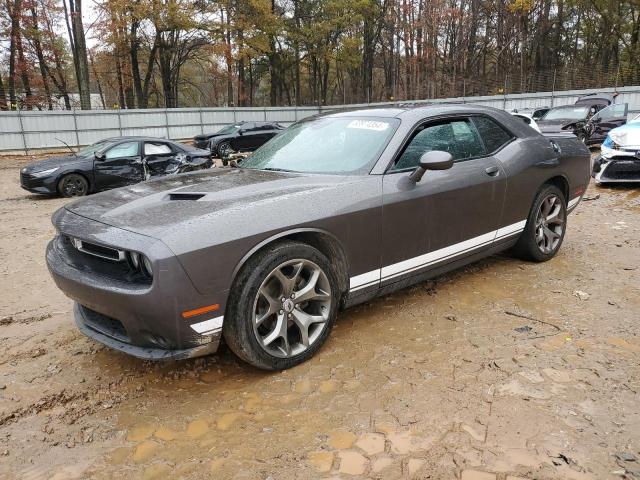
top-left (47, 105), bottom-right (590, 370)
top-left (20, 137), bottom-right (212, 197)
top-left (193, 121), bottom-right (283, 160)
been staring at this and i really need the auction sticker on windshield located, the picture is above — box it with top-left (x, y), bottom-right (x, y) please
top-left (347, 120), bottom-right (390, 131)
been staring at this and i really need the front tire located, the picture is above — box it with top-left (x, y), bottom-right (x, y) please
top-left (223, 241), bottom-right (340, 370)
top-left (57, 173), bottom-right (89, 197)
top-left (513, 184), bottom-right (567, 262)
top-left (217, 141), bottom-right (234, 164)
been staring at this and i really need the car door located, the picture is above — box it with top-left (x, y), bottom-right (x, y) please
top-left (589, 103), bottom-right (628, 142)
top-left (93, 140), bottom-right (144, 190)
top-left (235, 123), bottom-right (255, 150)
top-left (380, 117), bottom-right (506, 287)
top-left (143, 141), bottom-right (176, 176)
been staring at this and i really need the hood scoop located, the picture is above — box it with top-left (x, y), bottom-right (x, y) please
top-left (167, 192), bottom-right (207, 201)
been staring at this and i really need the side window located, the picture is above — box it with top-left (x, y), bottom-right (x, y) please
top-left (144, 142), bottom-right (173, 155)
top-left (598, 104), bottom-right (626, 120)
top-left (105, 141), bottom-right (139, 159)
top-left (241, 123), bottom-right (255, 132)
top-left (472, 117), bottom-right (514, 153)
top-left (392, 119), bottom-right (484, 171)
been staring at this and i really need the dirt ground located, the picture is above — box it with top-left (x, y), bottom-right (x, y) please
top-left (1, 154), bottom-right (639, 480)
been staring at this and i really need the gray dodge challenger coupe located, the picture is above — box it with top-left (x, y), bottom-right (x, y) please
top-left (47, 105), bottom-right (590, 370)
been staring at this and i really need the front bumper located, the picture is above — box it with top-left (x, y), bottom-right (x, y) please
top-left (193, 139), bottom-right (211, 150)
top-left (46, 208), bottom-right (226, 360)
top-left (75, 304), bottom-right (219, 360)
top-left (20, 171), bottom-right (58, 194)
top-left (593, 155), bottom-right (640, 183)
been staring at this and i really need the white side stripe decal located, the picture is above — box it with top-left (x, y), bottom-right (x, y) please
top-left (349, 270), bottom-right (380, 290)
top-left (349, 219), bottom-right (528, 292)
top-left (381, 231), bottom-right (495, 281)
top-left (190, 316), bottom-right (224, 335)
top-left (494, 220), bottom-right (527, 240)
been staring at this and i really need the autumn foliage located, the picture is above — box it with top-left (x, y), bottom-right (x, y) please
top-left (1, 0), bottom-right (639, 110)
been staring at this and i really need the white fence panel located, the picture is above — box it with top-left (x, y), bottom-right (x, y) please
top-left (1, 85), bottom-right (638, 153)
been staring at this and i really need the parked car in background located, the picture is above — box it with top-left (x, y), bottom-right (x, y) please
top-left (580, 103), bottom-right (629, 146)
top-left (20, 137), bottom-right (212, 197)
top-left (537, 93), bottom-right (618, 140)
top-left (511, 112), bottom-right (541, 133)
top-left (592, 114), bottom-right (640, 184)
top-left (46, 104), bottom-right (590, 370)
top-left (511, 107), bottom-right (549, 121)
top-left (536, 105), bottom-right (594, 137)
top-left (193, 122), bottom-right (284, 161)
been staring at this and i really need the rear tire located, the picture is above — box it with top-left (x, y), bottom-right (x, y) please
top-left (223, 241), bottom-right (340, 370)
top-left (513, 184), bottom-right (567, 262)
top-left (57, 173), bottom-right (89, 197)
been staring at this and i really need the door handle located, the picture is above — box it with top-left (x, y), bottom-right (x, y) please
top-left (484, 166), bottom-right (500, 176)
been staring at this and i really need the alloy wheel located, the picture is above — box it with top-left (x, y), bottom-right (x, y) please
top-left (535, 194), bottom-right (564, 254)
top-left (253, 259), bottom-right (332, 358)
top-left (218, 142), bottom-right (232, 158)
top-left (62, 176), bottom-right (87, 197)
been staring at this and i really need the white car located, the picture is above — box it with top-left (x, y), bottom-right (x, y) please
top-left (592, 113), bottom-right (640, 183)
top-left (510, 112), bottom-right (541, 133)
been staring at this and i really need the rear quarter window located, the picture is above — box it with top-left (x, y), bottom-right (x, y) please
top-left (472, 117), bottom-right (514, 153)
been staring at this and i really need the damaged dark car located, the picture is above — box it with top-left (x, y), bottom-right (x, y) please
top-left (20, 137), bottom-right (212, 197)
top-left (193, 121), bottom-right (284, 161)
top-left (537, 93), bottom-right (617, 141)
top-left (46, 105), bottom-right (590, 370)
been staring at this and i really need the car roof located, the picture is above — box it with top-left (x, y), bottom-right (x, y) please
top-left (320, 103), bottom-right (512, 120)
top-left (314, 103), bottom-right (536, 138)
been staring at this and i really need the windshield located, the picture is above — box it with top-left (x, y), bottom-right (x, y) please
top-left (240, 117), bottom-right (399, 174)
top-left (77, 140), bottom-right (118, 157)
top-left (542, 106), bottom-right (589, 121)
top-left (217, 125), bottom-right (240, 135)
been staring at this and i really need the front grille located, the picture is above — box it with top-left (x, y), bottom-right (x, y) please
top-left (20, 171), bottom-right (36, 187)
top-left (66, 236), bottom-right (125, 261)
top-left (79, 305), bottom-right (129, 343)
top-left (604, 160), bottom-right (640, 180)
top-left (56, 235), bottom-right (151, 286)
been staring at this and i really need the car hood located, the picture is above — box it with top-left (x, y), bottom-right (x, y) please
top-left (194, 133), bottom-right (225, 141)
top-left (536, 119), bottom-right (580, 133)
top-left (64, 168), bottom-right (370, 242)
top-left (22, 155), bottom-right (88, 173)
top-left (608, 121), bottom-right (640, 148)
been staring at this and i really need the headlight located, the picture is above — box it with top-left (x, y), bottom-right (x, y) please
top-left (127, 251), bottom-right (153, 279)
top-left (142, 256), bottom-right (153, 277)
top-left (31, 167), bottom-right (58, 177)
top-left (609, 131), bottom-right (625, 147)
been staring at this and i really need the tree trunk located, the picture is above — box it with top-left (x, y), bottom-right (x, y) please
top-left (0, 73), bottom-right (7, 110)
top-left (65, 0), bottom-right (91, 109)
top-left (130, 20), bottom-right (143, 108)
top-left (89, 51), bottom-right (106, 109)
top-left (29, 5), bottom-right (53, 110)
top-left (7, 0), bottom-right (21, 109)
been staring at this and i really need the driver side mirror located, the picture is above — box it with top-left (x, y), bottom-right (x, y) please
top-left (95, 152), bottom-right (105, 161)
top-left (238, 130), bottom-right (244, 136)
top-left (409, 150), bottom-right (454, 182)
